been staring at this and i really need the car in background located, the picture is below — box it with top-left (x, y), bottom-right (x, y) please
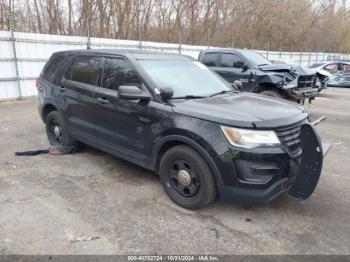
top-left (310, 61), bottom-right (350, 88)
top-left (37, 49), bottom-right (324, 209)
top-left (327, 74), bottom-right (350, 88)
top-left (198, 49), bottom-right (320, 104)
top-left (310, 61), bottom-right (350, 74)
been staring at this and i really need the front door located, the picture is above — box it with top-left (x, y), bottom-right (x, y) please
top-left (215, 53), bottom-right (252, 90)
top-left (93, 56), bottom-right (154, 165)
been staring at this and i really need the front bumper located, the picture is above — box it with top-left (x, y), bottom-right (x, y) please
top-left (289, 88), bottom-right (319, 100)
top-left (215, 123), bottom-right (323, 203)
top-left (217, 151), bottom-right (300, 203)
top-left (219, 177), bottom-right (291, 203)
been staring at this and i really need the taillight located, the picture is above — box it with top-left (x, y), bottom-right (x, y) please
top-left (35, 77), bottom-right (41, 89)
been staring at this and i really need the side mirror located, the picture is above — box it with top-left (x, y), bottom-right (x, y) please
top-left (233, 61), bottom-right (244, 68)
top-left (159, 87), bottom-right (173, 101)
top-left (118, 85), bottom-right (151, 102)
top-left (233, 61), bottom-right (248, 71)
top-left (242, 64), bottom-right (249, 71)
top-left (232, 80), bottom-right (242, 90)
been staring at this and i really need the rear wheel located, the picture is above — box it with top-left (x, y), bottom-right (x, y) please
top-left (159, 145), bottom-right (217, 209)
top-left (260, 90), bottom-right (283, 98)
top-left (46, 111), bottom-right (75, 146)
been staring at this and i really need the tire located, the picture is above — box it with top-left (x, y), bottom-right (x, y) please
top-left (45, 111), bottom-right (75, 146)
top-left (260, 90), bottom-right (283, 98)
top-left (159, 145), bottom-right (217, 209)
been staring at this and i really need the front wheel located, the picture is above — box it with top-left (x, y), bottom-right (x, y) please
top-left (159, 145), bottom-right (217, 209)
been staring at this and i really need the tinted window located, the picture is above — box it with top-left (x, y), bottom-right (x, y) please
top-left (102, 58), bottom-right (141, 91)
top-left (66, 56), bottom-right (102, 86)
top-left (221, 53), bottom-right (243, 67)
top-left (43, 54), bottom-right (65, 83)
top-left (202, 53), bottom-right (218, 66)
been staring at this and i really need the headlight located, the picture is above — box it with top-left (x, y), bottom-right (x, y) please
top-left (221, 126), bottom-right (281, 149)
top-left (283, 78), bottom-right (298, 89)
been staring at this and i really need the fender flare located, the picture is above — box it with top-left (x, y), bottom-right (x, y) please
top-left (41, 99), bottom-right (67, 125)
top-left (151, 135), bottom-right (223, 185)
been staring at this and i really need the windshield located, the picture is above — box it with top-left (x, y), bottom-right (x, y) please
top-left (310, 63), bottom-right (326, 68)
top-left (239, 50), bottom-right (271, 66)
top-left (139, 60), bottom-right (233, 98)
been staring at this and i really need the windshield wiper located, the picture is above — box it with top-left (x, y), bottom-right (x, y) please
top-left (209, 90), bottom-right (234, 97)
top-left (171, 95), bottom-right (207, 100)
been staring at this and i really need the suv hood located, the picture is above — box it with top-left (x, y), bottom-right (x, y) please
top-left (172, 93), bottom-right (308, 128)
top-left (259, 64), bottom-right (292, 72)
top-left (260, 64), bottom-right (315, 76)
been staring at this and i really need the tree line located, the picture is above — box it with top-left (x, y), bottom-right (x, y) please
top-left (1, 0), bottom-right (350, 53)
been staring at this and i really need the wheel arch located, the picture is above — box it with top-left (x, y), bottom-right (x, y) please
top-left (151, 134), bottom-right (223, 186)
top-left (42, 103), bottom-right (58, 122)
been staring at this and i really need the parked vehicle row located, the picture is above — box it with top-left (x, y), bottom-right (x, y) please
top-left (37, 49), bottom-right (324, 209)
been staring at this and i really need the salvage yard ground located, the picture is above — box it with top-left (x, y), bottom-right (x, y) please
top-left (0, 88), bottom-right (349, 255)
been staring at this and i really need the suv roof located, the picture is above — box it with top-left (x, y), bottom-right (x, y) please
top-left (200, 48), bottom-right (250, 53)
top-left (53, 49), bottom-right (193, 61)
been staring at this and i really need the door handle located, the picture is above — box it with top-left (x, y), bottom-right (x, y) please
top-left (96, 97), bottom-right (110, 104)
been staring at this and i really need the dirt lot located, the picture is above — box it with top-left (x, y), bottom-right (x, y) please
top-left (0, 88), bottom-right (349, 255)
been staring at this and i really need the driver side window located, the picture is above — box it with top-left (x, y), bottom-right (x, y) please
top-left (102, 58), bottom-right (142, 91)
top-left (221, 53), bottom-right (244, 68)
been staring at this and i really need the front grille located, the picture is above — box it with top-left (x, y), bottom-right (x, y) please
top-left (275, 120), bottom-right (306, 157)
top-left (298, 75), bottom-right (316, 88)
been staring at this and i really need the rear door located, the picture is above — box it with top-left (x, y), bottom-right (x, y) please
top-left (61, 55), bottom-right (103, 143)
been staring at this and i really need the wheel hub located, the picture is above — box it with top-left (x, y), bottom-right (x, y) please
top-left (53, 126), bottom-right (61, 137)
top-left (177, 169), bottom-right (191, 186)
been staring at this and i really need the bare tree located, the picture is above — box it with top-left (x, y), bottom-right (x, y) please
top-left (1, 0), bottom-right (349, 52)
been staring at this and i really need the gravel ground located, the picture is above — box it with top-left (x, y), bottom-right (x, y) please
top-left (0, 87), bottom-right (349, 255)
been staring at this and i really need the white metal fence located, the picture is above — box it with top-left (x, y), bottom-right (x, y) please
top-left (1, 30), bottom-right (350, 100)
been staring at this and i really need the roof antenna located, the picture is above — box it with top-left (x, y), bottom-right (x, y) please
top-left (86, 7), bottom-right (91, 49)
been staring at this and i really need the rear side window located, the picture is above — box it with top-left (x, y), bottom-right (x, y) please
top-left (102, 58), bottom-right (142, 91)
top-left (221, 53), bottom-right (243, 67)
top-left (66, 56), bottom-right (102, 86)
top-left (43, 54), bottom-right (65, 83)
top-left (201, 53), bottom-right (218, 66)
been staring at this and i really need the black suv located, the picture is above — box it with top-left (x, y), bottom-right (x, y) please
top-left (198, 49), bottom-right (320, 103)
top-left (37, 49), bottom-right (323, 209)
